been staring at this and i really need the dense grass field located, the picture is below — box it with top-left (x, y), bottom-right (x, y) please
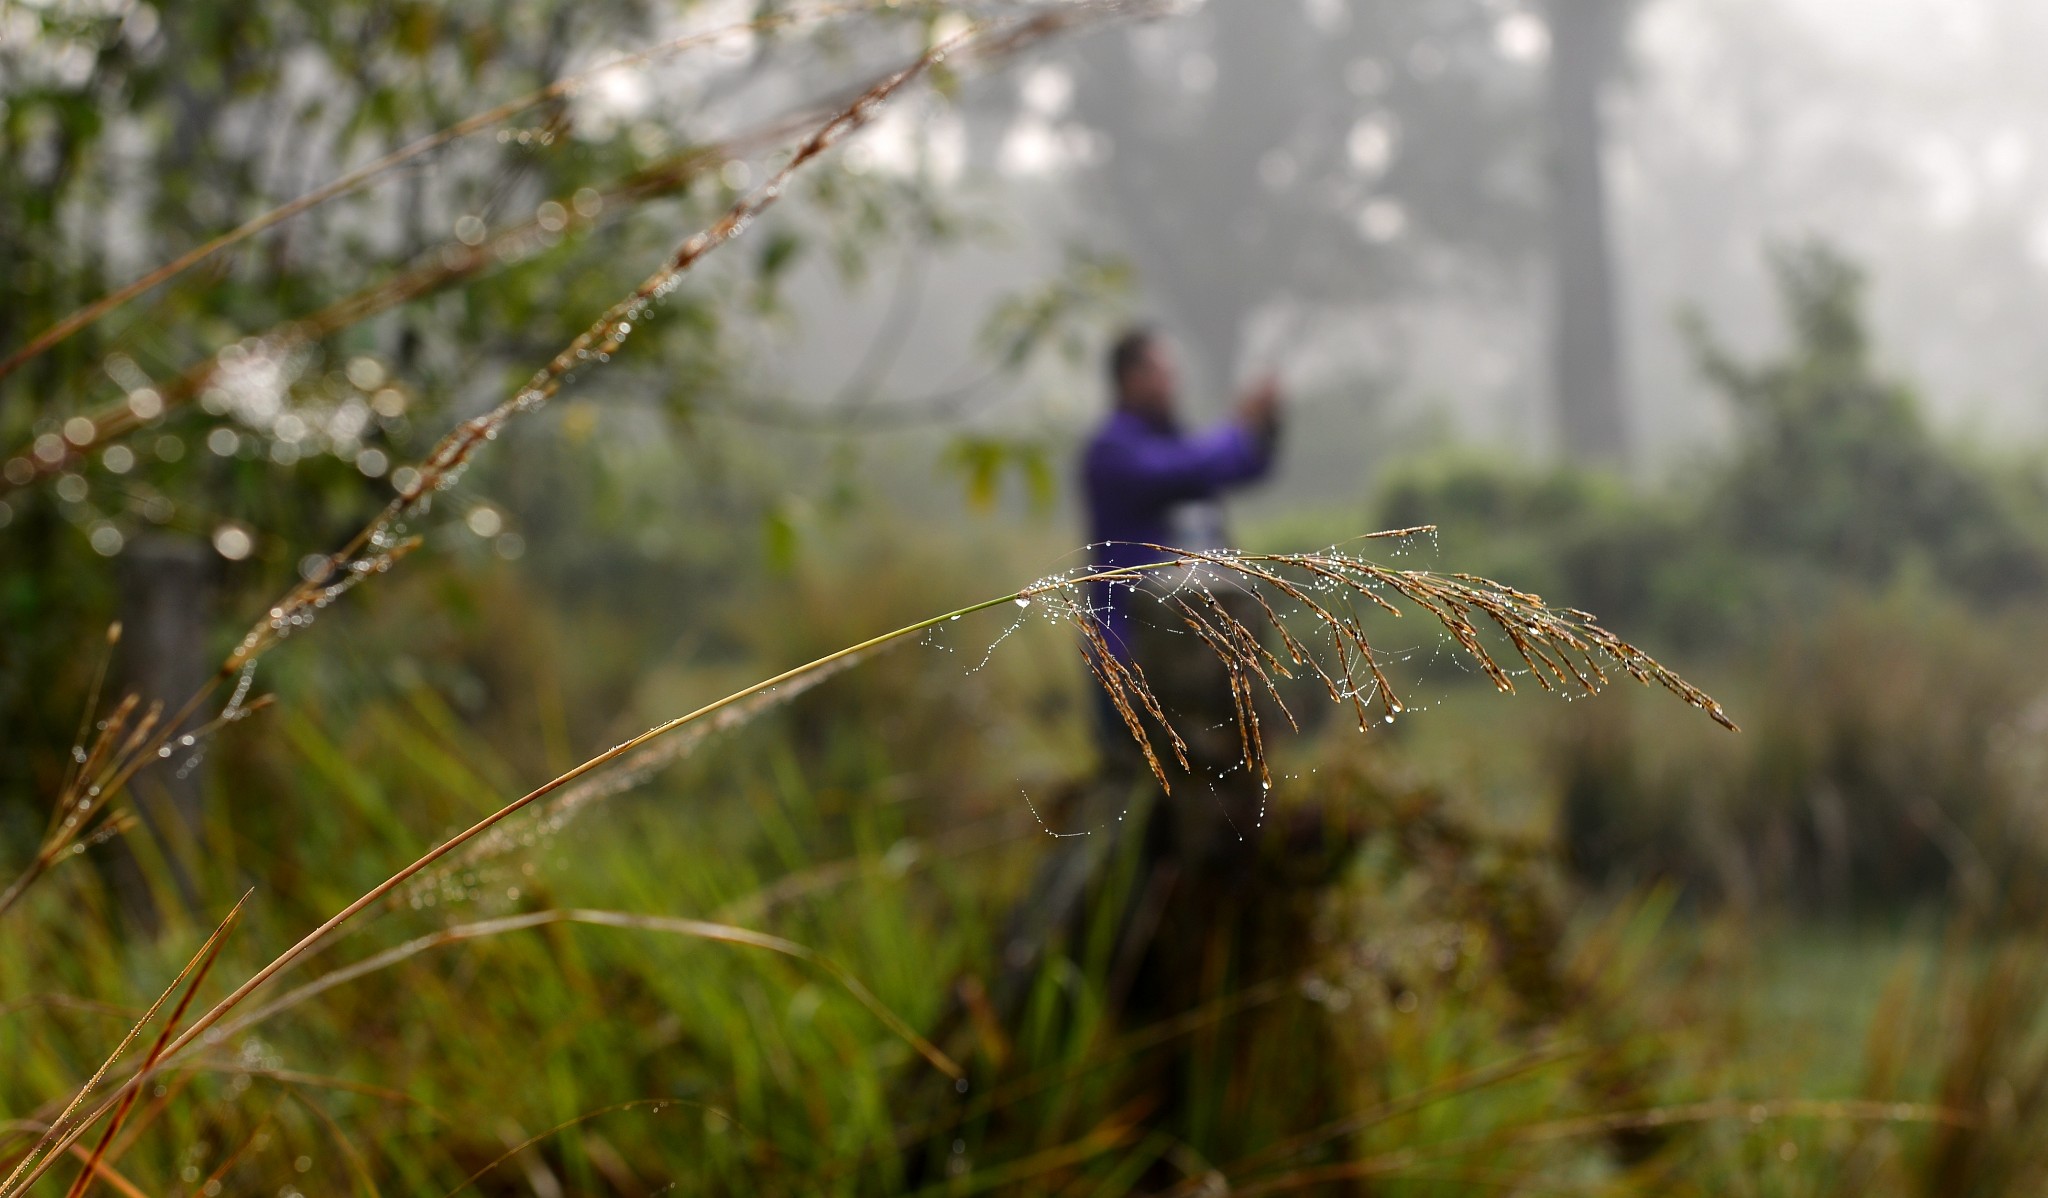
top-left (10, 513), bottom-right (2048, 1194)
top-left (8, 4), bottom-right (2048, 1193)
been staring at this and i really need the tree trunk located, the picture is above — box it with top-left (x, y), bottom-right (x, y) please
top-left (107, 533), bottom-right (214, 929)
top-left (1546, 0), bottom-right (1629, 464)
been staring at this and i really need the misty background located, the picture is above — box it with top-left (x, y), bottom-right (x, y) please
top-left (770, 0), bottom-right (2048, 490)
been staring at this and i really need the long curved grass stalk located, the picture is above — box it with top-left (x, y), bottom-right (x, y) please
top-left (5, 537), bottom-right (1735, 1197)
top-left (0, 1), bottom-right (886, 385)
top-left (418, 643), bottom-right (873, 895)
top-left (0, 585), bottom-right (1031, 1197)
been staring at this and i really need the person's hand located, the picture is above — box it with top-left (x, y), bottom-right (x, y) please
top-left (1236, 374), bottom-right (1283, 435)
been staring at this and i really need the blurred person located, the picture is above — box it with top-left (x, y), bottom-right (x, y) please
top-left (902, 329), bottom-right (1355, 1185)
top-left (1082, 325), bottom-right (1284, 663)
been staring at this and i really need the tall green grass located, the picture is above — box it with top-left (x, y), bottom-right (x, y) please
top-left (8, 8), bottom-right (2048, 1197)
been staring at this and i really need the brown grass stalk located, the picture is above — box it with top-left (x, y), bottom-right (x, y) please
top-left (1, 893), bottom-right (247, 1197)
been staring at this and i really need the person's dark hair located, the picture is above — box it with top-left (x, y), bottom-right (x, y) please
top-left (1107, 326), bottom-right (1156, 391)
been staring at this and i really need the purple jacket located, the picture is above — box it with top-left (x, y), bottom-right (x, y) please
top-left (1082, 407), bottom-right (1277, 655)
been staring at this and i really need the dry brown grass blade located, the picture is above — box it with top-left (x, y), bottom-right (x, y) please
top-left (53, 1149), bottom-right (147, 1198)
top-left (0, 686), bottom-right (269, 922)
top-left (63, 897), bottom-right (235, 1198)
top-left (2, 892), bottom-right (248, 1198)
top-left (0, 2), bottom-right (883, 386)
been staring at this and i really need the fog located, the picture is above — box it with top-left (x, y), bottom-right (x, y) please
top-left (773, 0), bottom-right (2048, 486)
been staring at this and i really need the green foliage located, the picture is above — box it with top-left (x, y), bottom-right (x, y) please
top-left (942, 436), bottom-right (1055, 511)
top-left (1376, 244), bottom-right (2048, 915)
top-left (1690, 242), bottom-right (2048, 600)
top-left (13, 7), bottom-right (2048, 1194)
top-left (1381, 241), bottom-right (2048, 654)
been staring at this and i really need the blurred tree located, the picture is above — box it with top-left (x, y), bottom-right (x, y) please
top-left (1544, 0), bottom-right (1631, 464)
top-left (1052, 0), bottom-right (1650, 466)
top-left (1059, 0), bottom-right (1549, 401)
top-left (1690, 240), bottom-right (2048, 598)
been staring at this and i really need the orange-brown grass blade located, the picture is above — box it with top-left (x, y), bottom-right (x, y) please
top-left (3, 892), bottom-right (247, 1198)
top-left (63, 899), bottom-right (235, 1198)
top-left (53, 1149), bottom-right (147, 1198)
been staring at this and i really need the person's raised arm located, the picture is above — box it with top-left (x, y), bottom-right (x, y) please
top-left (1090, 377), bottom-right (1284, 508)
